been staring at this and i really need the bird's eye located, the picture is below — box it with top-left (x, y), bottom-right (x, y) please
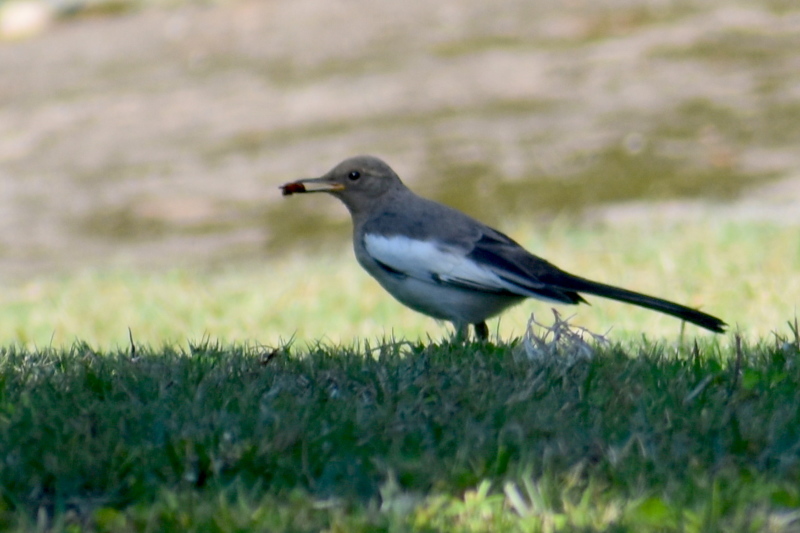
top-left (348, 170), bottom-right (361, 181)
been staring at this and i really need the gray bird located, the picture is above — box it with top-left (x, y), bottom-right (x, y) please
top-left (281, 155), bottom-right (726, 340)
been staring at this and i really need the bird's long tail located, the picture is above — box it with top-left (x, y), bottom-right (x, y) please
top-left (557, 275), bottom-right (726, 333)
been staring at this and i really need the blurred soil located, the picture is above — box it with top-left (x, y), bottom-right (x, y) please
top-left (0, 0), bottom-right (799, 277)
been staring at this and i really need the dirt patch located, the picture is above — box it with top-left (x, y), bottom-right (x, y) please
top-left (0, 0), bottom-right (798, 277)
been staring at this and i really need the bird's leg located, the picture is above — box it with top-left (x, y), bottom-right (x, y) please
top-left (473, 322), bottom-right (489, 341)
top-left (453, 322), bottom-right (470, 342)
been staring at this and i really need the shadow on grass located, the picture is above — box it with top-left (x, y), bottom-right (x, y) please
top-left (0, 331), bottom-right (798, 530)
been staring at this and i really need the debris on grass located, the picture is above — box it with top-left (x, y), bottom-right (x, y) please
top-left (516, 309), bottom-right (608, 364)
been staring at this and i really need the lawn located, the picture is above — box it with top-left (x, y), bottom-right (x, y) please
top-left (0, 331), bottom-right (799, 531)
top-left (0, 219), bottom-right (798, 531)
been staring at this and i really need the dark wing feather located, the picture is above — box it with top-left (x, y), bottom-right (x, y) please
top-left (467, 230), bottom-right (726, 333)
top-left (467, 232), bottom-right (587, 304)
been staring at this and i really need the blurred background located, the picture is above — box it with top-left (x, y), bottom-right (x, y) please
top-left (0, 0), bottom-right (798, 345)
top-left (0, 0), bottom-right (798, 277)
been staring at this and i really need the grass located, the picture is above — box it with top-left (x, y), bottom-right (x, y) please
top-left (0, 331), bottom-right (799, 531)
top-left (0, 218), bottom-right (797, 530)
top-left (0, 219), bottom-right (796, 348)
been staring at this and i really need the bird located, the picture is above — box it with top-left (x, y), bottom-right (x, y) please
top-left (281, 155), bottom-right (726, 340)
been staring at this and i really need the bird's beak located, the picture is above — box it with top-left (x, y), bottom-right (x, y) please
top-left (280, 176), bottom-right (345, 196)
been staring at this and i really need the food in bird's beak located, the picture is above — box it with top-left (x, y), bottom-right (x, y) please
top-left (280, 182), bottom-right (307, 196)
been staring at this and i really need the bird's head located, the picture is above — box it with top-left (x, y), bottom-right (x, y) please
top-left (281, 155), bottom-right (404, 215)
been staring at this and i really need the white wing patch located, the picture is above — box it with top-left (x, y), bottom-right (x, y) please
top-left (364, 234), bottom-right (522, 294)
